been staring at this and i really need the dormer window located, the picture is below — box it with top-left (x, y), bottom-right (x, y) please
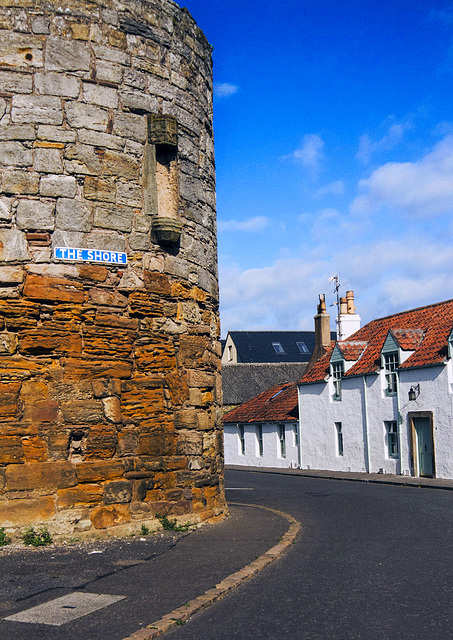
top-left (331, 361), bottom-right (344, 401)
top-left (449, 329), bottom-right (453, 359)
top-left (383, 352), bottom-right (399, 395)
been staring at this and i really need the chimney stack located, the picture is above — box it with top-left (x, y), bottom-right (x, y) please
top-left (308, 294), bottom-right (332, 368)
top-left (337, 290), bottom-right (361, 340)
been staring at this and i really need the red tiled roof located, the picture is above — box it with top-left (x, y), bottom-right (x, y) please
top-left (337, 341), bottom-right (368, 361)
top-left (223, 381), bottom-right (299, 424)
top-left (300, 298), bottom-right (453, 384)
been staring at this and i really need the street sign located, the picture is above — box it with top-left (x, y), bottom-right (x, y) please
top-left (53, 247), bottom-right (127, 265)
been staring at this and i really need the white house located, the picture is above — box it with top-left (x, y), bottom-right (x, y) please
top-left (223, 382), bottom-right (300, 468)
top-left (298, 296), bottom-right (453, 479)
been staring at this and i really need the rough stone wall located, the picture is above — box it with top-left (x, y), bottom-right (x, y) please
top-left (0, 0), bottom-right (225, 535)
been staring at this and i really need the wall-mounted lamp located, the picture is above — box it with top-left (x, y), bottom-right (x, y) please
top-left (408, 384), bottom-right (420, 401)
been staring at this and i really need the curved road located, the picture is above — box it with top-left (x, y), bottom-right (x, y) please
top-left (169, 468), bottom-right (453, 640)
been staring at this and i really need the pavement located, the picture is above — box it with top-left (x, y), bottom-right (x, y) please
top-left (226, 464), bottom-right (453, 490)
top-left (1, 466), bottom-right (451, 640)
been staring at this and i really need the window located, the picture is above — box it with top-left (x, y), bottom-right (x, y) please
top-left (293, 425), bottom-right (299, 447)
top-left (335, 422), bottom-right (343, 456)
top-left (278, 424), bottom-right (286, 458)
top-left (239, 425), bottom-right (245, 455)
top-left (384, 352), bottom-right (399, 395)
top-left (256, 425), bottom-right (263, 457)
top-left (272, 342), bottom-right (285, 354)
top-left (385, 421), bottom-right (399, 458)
top-left (227, 345), bottom-right (233, 361)
top-left (296, 341), bottom-right (309, 354)
top-left (332, 361), bottom-right (344, 401)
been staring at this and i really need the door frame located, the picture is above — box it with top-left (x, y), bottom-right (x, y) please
top-left (408, 411), bottom-right (435, 478)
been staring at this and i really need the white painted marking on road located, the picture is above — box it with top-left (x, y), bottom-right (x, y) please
top-left (4, 592), bottom-right (125, 626)
top-left (225, 487), bottom-right (254, 490)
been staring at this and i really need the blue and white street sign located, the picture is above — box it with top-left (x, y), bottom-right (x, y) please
top-left (54, 247), bottom-right (127, 265)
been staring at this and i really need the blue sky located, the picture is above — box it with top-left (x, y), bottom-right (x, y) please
top-left (182, 0), bottom-right (453, 336)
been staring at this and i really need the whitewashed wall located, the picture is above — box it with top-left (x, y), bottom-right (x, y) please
top-left (224, 422), bottom-right (300, 468)
top-left (298, 364), bottom-right (453, 479)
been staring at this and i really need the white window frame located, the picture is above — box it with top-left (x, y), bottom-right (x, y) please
top-left (256, 424), bottom-right (263, 457)
top-left (331, 361), bottom-right (344, 401)
top-left (383, 352), bottom-right (399, 396)
top-left (278, 424), bottom-right (286, 458)
top-left (385, 420), bottom-right (399, 459)
top-left (335, 422), bottom-right (344, 456)
top-left (238, 425), bottom-right (245, 455)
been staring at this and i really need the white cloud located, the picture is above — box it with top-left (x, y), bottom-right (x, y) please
top-left (218, 216), bottom-right (270, 232)
top-left (284, 134), bottom-right (325, 178)
top-left (214, 83), bottom-right (238, 98)
top-left (356, 120), bottom-right (412, 164)
top-left (312, 180), bottom-right (345, 199)
top-left (351, 135), bottom-right (453, 217)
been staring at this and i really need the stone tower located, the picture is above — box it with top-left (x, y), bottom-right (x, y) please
top-left (0, 0), bottom-right (225, 536)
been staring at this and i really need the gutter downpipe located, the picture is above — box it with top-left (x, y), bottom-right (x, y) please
top-left (362, 375), bottom-right (371, 473)
top-left (396, 371), bottom-right (403, 475)
top-left (296, 384), bottom-right (303, 468)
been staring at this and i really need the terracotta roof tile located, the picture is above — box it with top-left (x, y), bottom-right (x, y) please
top-left (299, 298), bottom-right (453, 384)
top-left (223, 381), bottom-right (299, 424)
top-left (337, 341), bottom-right (368, 361)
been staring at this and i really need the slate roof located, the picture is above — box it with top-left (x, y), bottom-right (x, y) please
top-left (223, 381), bottom-right (299, 424)
top-left (226, 330), bottom-right (336, 364)
top-left (222, 362), bottom-right (308, 406)
top-left (300, 298), bottom-right (453, 385)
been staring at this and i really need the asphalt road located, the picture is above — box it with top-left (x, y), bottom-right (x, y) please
top-left (168, 468), bottom-right (453, 640)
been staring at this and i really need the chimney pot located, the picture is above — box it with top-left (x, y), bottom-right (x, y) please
top-left (346, 290), bottom-right (355, 314)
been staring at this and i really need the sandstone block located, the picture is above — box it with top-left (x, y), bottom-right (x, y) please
top-left (0, 69), bottom-right (32, 93)
top-left (56, 197), bottom-right (91, 231)
top-left (83, 176), bottom-right (116, 202)
top-left (6, 461), bottom-right (77, 491)
top-left (0, 197), bottom-right (12, 221)
top-left (176, 430), bottom-right (203, 455)
top-left (16, 200), bottom-right (55, 230)
top-left (76, 460), bottom-right (124, 483)
top-left (65, 102), bottom-right (109, 132)
top-left (64, 143), bottom-right (103, 175)
top-left (88, 287), bottom-right (128, 308)
top-left (45, 37), bottom-right (90, 71)
top-left (22, 435), bottom-right (47, 462)
top-left (0, 332), bottom-right (18, 354)
top-left (19, 329), bottom-right (82, 356)
top-left (93, 43), bottom-right (129, 65)
top-left (94, 204), bottom-right (133, 232)
top-left (31, 15), bottom-right (50, 34)
top-left (51, 230), bottom-right (86, 249)
top-left (57, 484), bottom-right (103, 508)
top-left (34, 147), bottom-right (63, 173)
top-left (92, 378), bottom-right (121, 398)
top-left (78, 129), bottom-right (124, 151)
top-left (102, 150), bottom-right (139, 179)
top-left (2, 170), bottom-right (39, 194)
top-left (61, 400), bottom-right (104, 424)
top-left (85, 426), bottom-right (118, 459)
top-left (113, 112), bottom-right (146, 143)
top-left (35, 71), bottom-right (80, 97)
top-left (0, 141), bottom-right (32, 166)
top-left (12, 95), bottom-right (63, 125)
top-left (102, 396), bottom-right (122, 423)
top-left (119, 88), bottom-right (158, 114)
top-left (187, 370), bottom-right (215, 388)
top-left (78, 264), bottom-right (108, 282)
top-left (62, 356), bottom-right (132, 380)
top-left (0, 435), bottom-right (23, 463)
top-left (40, 175), bottom-right (77, 198)
top-left (0, 33), bottom-right (43, 68)
top-left (91, 503), bottom-right (130, 529)
top-left (37, 125), bottom-right (77, 143)
top-left (0, 124), bottom-right (35, 141)
top-left (23, 400), bottom-right (59, 424)
top-left (83, 82), bottom-right (118, 108)
top-left (0, 496), bottom-right (55, 527)
top-left (95, 60), bottom-right (123, 84)
top-left (23, 274), bottom-right (84, 303)
top-left (0, 229), bottom-right (30, 261)
top-left (118, 431), bottom-right (138, 456)
top-left (103, 480), bottom-right (132, 504)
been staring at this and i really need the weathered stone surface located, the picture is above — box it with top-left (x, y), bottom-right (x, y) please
top-left (83, 176), bottom-right (116, 202)
top-left (11, 95), bottom-right (63, 124)
top-left (0, 496), bottom-right (55, 527)
top-left (94, 204), bottom-right (133, 232)
top-left (0, 32), bottom-right (43, 68)
top-left (23, 274), bottom-right (84, 303)
top-left (45, 37), bottom-right (90, 71)
top-left (40, 175), bottom-right (77, 197)
top-left (65, 102), bottom-right (109, 132)
top-left (34, 147), bottom-right (63, 173)
top-left (22, 435), bottom-right (47, 462)
top-left (57, 484), bottom-right (103, 508)
top-left (91, 503), bottom-right (130, 529)
top-left (35, 71), bottom-right (80, 97)
top-left (2, 170), bottom-right (39, 194)
top-left (76, 460), bottom-right (124, 483)
top-left (16, 199), bottom-right (55, 230)
top-left (0, 69), bottom-right (32, 92)
top-left (6, 461), bottom-right (77, 491)
top-left (56, 197), bottom-right (91, 231)
top-left (0, 141), bottom-right (32, 166)
top-left (64, 143), bottom-right (103, 175)
top-left (0, 124), bottom-right (35, 141)
top-left (0, 332), bottom-right (18, 354)
top-left (0, 228), bottom-right (30, 261)
top-left (83, 82), bottom-right (118, 108)
top-left (113, 111), bottom-right (146, 143)
top-left (103, 480), bottom-right (132, 504)
top-left (61, 400), bottom-right (104, 424)
top-left (102, 396), bottom-right (122, 422)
